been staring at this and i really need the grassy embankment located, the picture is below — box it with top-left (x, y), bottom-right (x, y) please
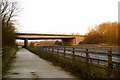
top-left (27, 46), bottom-right (120, 79)
top-left (2, 46), bottom-right (18, 75)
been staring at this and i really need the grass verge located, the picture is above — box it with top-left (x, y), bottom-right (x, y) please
top-left (27, 46), bottom-right (120, 79)
top-left (2, 46), bottom-right (18, 76)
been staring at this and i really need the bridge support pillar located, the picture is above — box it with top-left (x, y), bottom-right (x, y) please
top-left (62, 39), bottom-right (76, 46)
top-left (23, 39), bottom-right (28, 48)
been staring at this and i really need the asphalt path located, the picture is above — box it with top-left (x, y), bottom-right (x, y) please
top-left (3, 48), bottom-right (77, 78)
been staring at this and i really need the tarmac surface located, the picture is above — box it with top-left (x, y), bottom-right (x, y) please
top-left (3, 48), bottom-right (77, 78)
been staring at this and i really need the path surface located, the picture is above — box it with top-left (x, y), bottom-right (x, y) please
top-left (4, 48), bottom-right (77, 78)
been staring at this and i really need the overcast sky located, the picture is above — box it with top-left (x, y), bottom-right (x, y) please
top-left (16, 0), bottom-right (119, 35)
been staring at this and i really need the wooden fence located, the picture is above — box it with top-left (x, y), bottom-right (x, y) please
top-left (39, 46), bottom-right (120, 70)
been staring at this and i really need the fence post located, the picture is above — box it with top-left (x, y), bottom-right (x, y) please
top-left (45, 47), bottom-right (47, 52)
top-left (43, 47), bottom-right (44, 51)
top-left (108, 49), bottom-right (113, 77)
top-left (85, 48), bottom-right (90, 76)
top-left (48, 46), bottom-right (50, 52)
top-left (47, 47), bottom-right (49, 53)
top-left (57, 46), bottom-right (59, 53)
top-left (43, 47), bottom-right (44, 52)
top-left (52, 46), bottom-right (54, 54)
top-left (46, 47), bottom-right (47, 52)
top-left (41, 47), bottom-right (43, 51)
top-left (72, 47), bottom-right (75, 61)
top-left (108, 49), bottom-right (113, 68)
top-left (86, 49), bottom-right (89, 63)
top-left (47, 47), bottom-right (49, 52)
top-left (64, 47), bottom-right (66, 58)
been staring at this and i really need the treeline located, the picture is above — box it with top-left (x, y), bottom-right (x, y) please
top-left (82, 22), bottom-right (119, 46)
top-left (2, 22), bottom-right (17, 47)
top-left (1, 0), bottom-right (20, 74)
top-left (1, 0), bottom-right (20, 47)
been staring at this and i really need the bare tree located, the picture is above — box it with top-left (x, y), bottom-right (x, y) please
top-left (1, 0), bottom-right (21, 47)
top-left (1, 0), bottom-right (21, 26)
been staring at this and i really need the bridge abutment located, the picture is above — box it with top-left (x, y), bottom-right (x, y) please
top-left (62, 39), bottom-right (76, 46)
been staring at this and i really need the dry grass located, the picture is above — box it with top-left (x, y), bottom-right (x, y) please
top-left (2, 46), bottom-right (18, 75)
top-left (27, 46), bottom-right (120, 79)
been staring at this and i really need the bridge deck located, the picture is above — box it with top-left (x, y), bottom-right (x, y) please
top-left (16, 33), bottom-right (85, 40)
top-left (17, 35), bottom-right (75, 40)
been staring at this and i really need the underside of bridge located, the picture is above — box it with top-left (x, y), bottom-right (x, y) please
top-left (62, 39), bottom-right (76, 46)
top-left (21, 38), bottom-right (76, 48)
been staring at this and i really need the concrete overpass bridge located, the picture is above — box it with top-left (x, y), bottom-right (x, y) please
top-left (16, 33), bottom-right (85, 47)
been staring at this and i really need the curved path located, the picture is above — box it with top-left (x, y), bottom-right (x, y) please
top-left (4, 48), bottom-right (77, 79)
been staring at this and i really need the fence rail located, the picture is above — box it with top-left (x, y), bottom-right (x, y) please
top-left (39, 46), bottom-right (120, 70)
